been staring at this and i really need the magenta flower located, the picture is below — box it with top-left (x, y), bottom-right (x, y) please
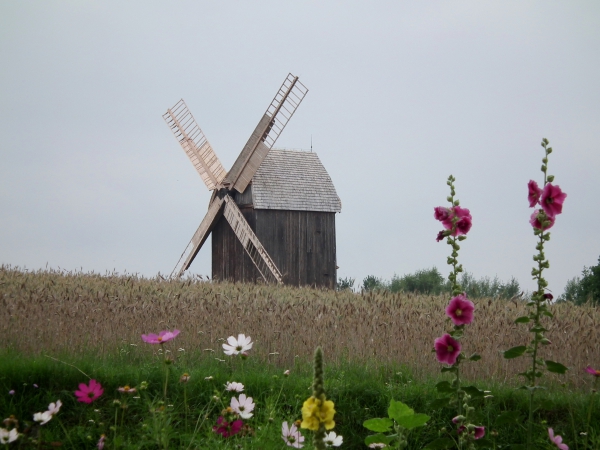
top-left (528, 180), bottom-right (542, 207)
top-left (540, 183), bottom-right (567, 217)
top-left (74, 379), bottom-right (103, 404)
top-left (585, 366), bottom-right (600, 377)
top-left (141, 329), bottom-right (180, 344)
top-left (530, 209), bottom-right (555, 230)
top-left (213, 416), bottom-right (243, 437)
top-left (434, 207), bottom-right (451, 223)
top-left (434, 334), bottom-right (461, 365)
top-left (445, 294), bottom-right (475, 326)
top-left (97, 434), bottom-right (106, 450)
top-left (548, 428), bottom-right (569, 450)
top-left (474, 426), bottom-right (485, 440)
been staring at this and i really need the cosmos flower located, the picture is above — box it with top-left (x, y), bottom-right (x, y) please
top-left (117, 386), bottom-right (137, 394)
top-left (434, 334), bottom-right (462, 365)
top-left (97, 434), bottom-right (106, 450)
top-left (47, 400), bottom-right (62, 415)
top-left (445, 293), bottom-right (475, 326)
top-left (548, 428), bottom-right (569, 450)
top-left (213, 416), bottom-right (243, 437)
top-left (74, 379), bottom-right (104, 404)
top-left (0, 428), bottom-right (19, 444)
top-left (230, 394), bottom-right (255, 419)
top-left (33, 411), bottom-right (53, 425)
top-left (281, 421), bottom-right (304, 448)
top-left (323, 431), bottom-right (343, 447)
top-left (141, 330), bottom-right (180, 344)
top-left (585, 366), bottom-right (600, 377)
top-left (222, 334), bottom-right (253, 356)
top-left (225, 382), bottom-right (244, 392)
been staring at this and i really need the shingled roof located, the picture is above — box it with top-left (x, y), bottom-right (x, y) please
top-left (249, 149), bottom-right (341, 212)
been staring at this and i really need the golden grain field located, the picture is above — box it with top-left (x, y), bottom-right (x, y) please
top-left (1, 266), bottom-right (598, 387)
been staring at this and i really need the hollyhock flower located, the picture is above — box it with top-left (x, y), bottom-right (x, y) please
top-left (97, 434), bottom-right (106, 450)
top-left (213, 416), bottom-right (243, 437)
top-left (141, 329), bottom-right (180, 344)
top-left (445, 294), bottom-right (475, 326)
top-left (117, 386), bottom-right (136, 394)
top-left (230, 394), bottom-right (255, 419)
top-left (282, 421), bottom-right (304, 448)
top-left (33, 410), bottom-right (53, 425)
top-left (434, 207), bottom-right (451, 222)
top-left (301, 396), bottom-right (335, 431)
top-left (0, 428), bottom-right (19, 444)
top-left (530, 209), bottom-right (555, 230)
top-left (474, 426), bottom-right (485, 440)
top-left (528, 180), bottom-right (542, 207)
top-left (434, 334), bottom-right (462, 365)
top-left (75, 379), bottom-right (104, 404)
top-left (222, 334), bottom-right (253, 356)
top-left (47, 400), bottom-right (62, 415)
top-left (548, 428), bottom-right (569, 450)
top-left (454, 215), bottom-right (472, 236)
top-left (225, 381), bottom-right (244, 392)
top-left (323, 431), bottom-right (343, 447)
top-left (540, 183), bottom-right (567, 217)
top-left (436, 230), bottom-right (446, 242)
top-left (585, 366), bottom-right (600, 377)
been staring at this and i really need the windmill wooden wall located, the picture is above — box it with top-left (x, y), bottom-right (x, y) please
top-left (211, 149), bottom-right (341, 289)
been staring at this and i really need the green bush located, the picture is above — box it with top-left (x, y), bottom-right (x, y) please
top-left (388, 267), bottom-right (446, 295)
top-left (558, 255), bottom-right (600, 305)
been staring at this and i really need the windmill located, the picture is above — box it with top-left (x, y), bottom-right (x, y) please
top-left (163, 74), bottom-right (341, 287)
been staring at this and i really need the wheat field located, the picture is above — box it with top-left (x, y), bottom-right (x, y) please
top-left (1, 265), bottom-right (598, 388)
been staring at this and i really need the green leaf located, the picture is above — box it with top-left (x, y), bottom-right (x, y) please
top-left (545, 360), bottom-right (569, 374)
top-left (365, 433), bottom-right (394, 446)
top-left (530, 325), bottom-right (548, 333)
top-left (429, 397), bottom-right (451, 409)
top-left (514, 316), bottom-right (530, 324)
top-left (502, 345), bottom-right (527, 359)
top-left (495, 411), bottom-right (522, 426)
top-left (542, 310), bottom-right (554, 318)
top-left (363, 418), bottom-right (393, 433)
top-left (396, 413), bottom-right (430, 430)
top-left (435, 381), bottom-right (456, 394)
top-left (388, 400), bottom-right (413, 422)
top-left (469, 353), bottom-right (481, 361)
top-left (423, 437), bottom-right (455, 449)
top-left (462, 385), bottom-right (485, 398)
top-left (441, 366), bottom-right (457, 373)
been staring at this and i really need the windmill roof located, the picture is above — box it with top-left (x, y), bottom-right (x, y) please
top-left (249, 149), bottom-right (341, 212)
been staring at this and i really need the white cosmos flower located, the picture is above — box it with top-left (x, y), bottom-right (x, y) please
top-left (47, 400), bottom-right (62, 415)
top-left (33, 411), bottom-right (53, 425)
top-left (230, 393), bottom-right (255, 419)
top-left (0, 428), bottom-right (19, 444)
top-left (323, 431), bottom-right (343, 447)
top-left (222, 334), bottom-right (253, 356)
top-left (282, 421), bottom-right (304, 448)
top-left (225, 381), bottom-right (245, 392)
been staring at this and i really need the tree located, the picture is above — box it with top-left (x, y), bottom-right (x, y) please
top-left (559, 256), bottom-right (600, 305)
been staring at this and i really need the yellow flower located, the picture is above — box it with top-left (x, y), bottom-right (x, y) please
top-left (301, 396), bottom-right (335, 430)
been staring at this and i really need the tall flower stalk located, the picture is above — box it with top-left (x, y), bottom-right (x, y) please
top-left (434, 175), bottom-right (484, 448)
top-left (503, 138), bottom-right (568, 450)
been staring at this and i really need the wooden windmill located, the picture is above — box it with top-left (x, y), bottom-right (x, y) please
top-left (163, 74), bottom-right (341, 288)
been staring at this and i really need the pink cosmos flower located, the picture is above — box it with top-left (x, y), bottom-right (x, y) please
top-left (47, 400), bottom-right (62, 415)
top-left (548, 428), bottom-right (569, 450)
top-left (141, 329), bottom-right (180, 344)
top-left (230, 393), bottom-right (255, 419)
top-left (445, 293), bottom-right (475, 326)
top-left (213, 416), bottom-right (243, 437)
top-left (585, 366), bottom-right (600, 377)
top-left (117, 386), bottom-right (137, 394)
top-left (540, 183), bottom-right (567, 217)
top-left (528, 180), bottom-right (542, 207)
top-left (434, 334), bottom-right (461, 365)
top-left (282, 421), bottom-right (305, 448)
top-left (97, 434), bottom-right (106, 450)
top-left (474, 426), bottom-right (485, 440)
top-left (74, 379), bottom-right (104, 404)
top-left (530, 209), bottom-right (555, 230)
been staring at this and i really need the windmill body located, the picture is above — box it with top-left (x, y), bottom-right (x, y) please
top-left (163, 74), bottom-right (341, 288)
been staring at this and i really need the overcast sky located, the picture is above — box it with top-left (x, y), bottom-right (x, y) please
top-left (1, 1), bottom-right (599, 295)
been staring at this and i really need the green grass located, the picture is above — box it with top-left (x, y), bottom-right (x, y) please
top-left (1, 350), bottom-right (599, 449)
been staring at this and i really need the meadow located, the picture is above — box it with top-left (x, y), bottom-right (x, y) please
top-left (1, 266), bottom-right (599, 449)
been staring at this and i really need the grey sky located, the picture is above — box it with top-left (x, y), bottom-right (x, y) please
top-left (1, 1), bottom-right (599, 296)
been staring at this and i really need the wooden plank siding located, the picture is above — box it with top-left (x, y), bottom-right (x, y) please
top-left (212, 209), bottom-right (337, 289)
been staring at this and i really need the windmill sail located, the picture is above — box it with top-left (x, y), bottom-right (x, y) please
top-left (163, 99), bottom-right (227, 191)
top-left (222, 196), bottom-right (283, 284)
top-left (171, 196), bottom-right (225, 278)
top-left (223, 73), bottom-right (308, 193)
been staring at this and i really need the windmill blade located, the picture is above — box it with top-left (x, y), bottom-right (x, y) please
top-left (170, 196), bottom-right (225, 278)
top-left (163, 99), bottom-right (227, 191)
top-left (222, 196), bottom-right (283, 284)
top-left (223, 73), bottom-right (309, 193)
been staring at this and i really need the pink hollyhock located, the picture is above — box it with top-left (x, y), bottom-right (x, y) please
top-left (213, 416), bottom-right (243, 437)
top-left (74, 379), bottom-right (103, 404)
top-left (528, 180), bottom-right (542, 207)
top-left (434, 334), bottom-right (461, 365)
top-left (434, 207), bottom-right (451, 223)
top-left (548, 428), bottom-right (569, 450)
top-left (445, 294), bottom-right (475, 326)
top-left (540, 183), bottom-right (567, 217)
top-left (141, 329), bottom-right (180, 344)
top-left (474, 426), bottom-right (485, 440)
top-left (585, 366), bottom-right (600, 377)
top-left (530, 209), bottom-right (555, 230)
